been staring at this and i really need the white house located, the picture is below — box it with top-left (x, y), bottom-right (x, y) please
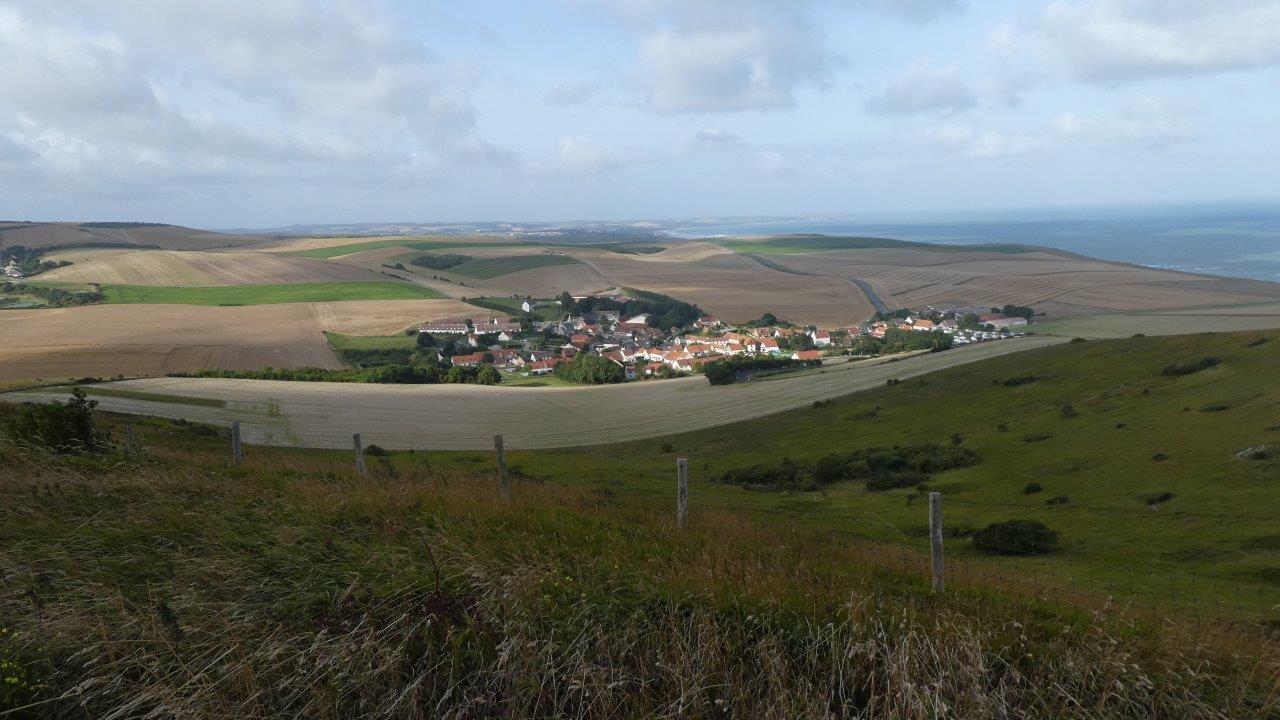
top-left (521, 300), bottom-right (535, 313)
top-left (810, 330), bottom-right (831, 347)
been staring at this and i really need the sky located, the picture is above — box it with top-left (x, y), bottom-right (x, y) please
top-left (2, 0), bottom-right (1279, 229)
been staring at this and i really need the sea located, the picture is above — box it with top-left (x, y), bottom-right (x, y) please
top-left (668, 203), bottom-right (1280, 283)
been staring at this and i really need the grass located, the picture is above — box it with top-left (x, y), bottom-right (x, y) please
top-left (447, 254), bottom-right (581, 279)
top-left (717, 234), bottom-right (1035, 255)
top-left (402, 330), bottom-right (1280, 622)
top-left (61, 386), bottom-right (227, 408)
top-left (500, 374), bottom-right (576, 387)
top-left (0, 423), bottom-right (1275, 717)
top-left (99, 281), bottom-right (444, 305)
top-left (323, 331), bottom-right (418, 352)
top-left (289, 238), bottom-right (527, 259)
top-left (467, 296), bottom-right (563, 320)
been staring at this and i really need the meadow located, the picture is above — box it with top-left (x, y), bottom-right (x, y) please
top-left (715, 235), bottom-right (1035, 254)
top-left (100, 280), bottom-right (444, 305)
top-left (0, 417), bottom-right (1275, 717)
top-left (287, 237), bottom-right (526, 259)
top-left (439, 253), bottom-right (582, 279)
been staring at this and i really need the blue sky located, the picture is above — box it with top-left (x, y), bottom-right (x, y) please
top-left (1, 0), bottom-right (1279, 228)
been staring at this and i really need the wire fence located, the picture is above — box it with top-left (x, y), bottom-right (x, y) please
top-left (121, 417), bottom-right (1280, 629)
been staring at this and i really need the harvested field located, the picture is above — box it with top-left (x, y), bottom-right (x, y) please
top-left (98, 281), bottom-right (443, 305)
top-left (768, 249), bottom-right (1280, 317)
top-left (579, 250), bottom-right (875, 325)
top-left (0, 299), bottom-right (486, 380)
top-left (1033, 302), bottom-right (1280, 338)
top-left (5, 337), bottom-right (1064, 449)
top-left (38, 249), bottom-right (380, 286)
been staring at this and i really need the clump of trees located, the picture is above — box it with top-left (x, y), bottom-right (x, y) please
top-left (554, 354), bottom-right (623, 384)
top-left (2, 388), bottom-right (108, 454)
top-left (0, 245), bottom-right (73, 276)
top-left (994, 304), bottom-right (1035, 320)
top-left (410, 254), bottom-right (474, 271)
top-left (973, 519), bottom-right (1058, 555)
top-left (557, 289), bottom-right (704, 331)
top-left (1161, 357), bottom-right (1220, 376)
top-left (719, 444), bottom-right (977, 492)
top-left (703, 356), bottom-right (817, 385)
top-left (1, 281), bottom-right (102, 307)
top-left (180, 356), bottom-right (501, 385)
top-left (846, 328), bottom-right (953, 356)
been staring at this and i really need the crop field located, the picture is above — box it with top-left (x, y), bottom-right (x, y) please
top-left (1032, 302), bottom-right (1280, 337)
top-left (37, 248), bottom-right (378, 286)
top-left (98, 280), bottom-right (444, 305)
top-left (283, 237), bottom-right (527, 259)
top-left (6, 337), bottom-right (1063, 448)
top-left (0, 298), bottom-right (485, 381)
top-left (716, 235), bottom-right (1035, 255)
top-left (447, 253), bottom-right (582, 278)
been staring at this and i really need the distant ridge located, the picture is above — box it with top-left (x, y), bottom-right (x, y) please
top-left (0, 221), bottom-right (261, 251)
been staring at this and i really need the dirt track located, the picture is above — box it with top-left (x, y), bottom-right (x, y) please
top-left (6, 337), bottom-right (1064, 450)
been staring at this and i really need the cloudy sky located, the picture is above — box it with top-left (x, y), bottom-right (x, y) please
top-left (2, 1), bottom-right (1279, 228)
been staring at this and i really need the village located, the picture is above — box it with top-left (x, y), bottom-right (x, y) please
top-left (417, 289), bottom-right (1032, 383)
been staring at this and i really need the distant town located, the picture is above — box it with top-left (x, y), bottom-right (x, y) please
top-left (418, 288), bottom-right (1033, 384)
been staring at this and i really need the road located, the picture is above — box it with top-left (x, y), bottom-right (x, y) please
top-left (744, 253), bottom-right (890, 316)
top-left (6, 336), bottom-right (1064, 450)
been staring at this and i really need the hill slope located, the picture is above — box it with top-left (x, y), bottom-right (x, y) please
top-left (0, 221), bottom-right (261, 251)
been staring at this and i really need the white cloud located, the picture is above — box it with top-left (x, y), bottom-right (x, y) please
top-left (865, 59), bottom-right (977, 116)
top-left (544, 80), bottom-right (602, 106)
top-left (756, 149), bottom-right (795, 174)
top-left (1053, 100), bottom-right (1195, 148)
top-left (526, 135), bottom-right (625, 176)
top-left (1043, 0), bottom-right (1280, 83)
top-left (929, 123), bottom-right (1040, 159)
top-left (683, 129), bottom-right (744, 152)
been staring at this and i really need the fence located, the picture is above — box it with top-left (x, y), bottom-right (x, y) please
top-left (122, 418), bottom-right (1280, 626)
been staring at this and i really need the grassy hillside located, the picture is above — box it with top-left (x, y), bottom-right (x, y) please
top-left (99, 281), bottom-right (444, 305)
top-left (449, 254), bottom-right (581, 278)
top-left (290, 238), bottom-right (527, 259)
top-left (0, 423), bottom-right (1274, 717)
top-left (407, 330), bottom-right (1280, 621)
top-left (717, 234), bottom-right (1036, 254)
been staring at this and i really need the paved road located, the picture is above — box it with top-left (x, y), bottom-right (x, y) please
top-left (7, 337), bottom-right (1064, 451)
top-left (744, 253), bottom-right (890, 316)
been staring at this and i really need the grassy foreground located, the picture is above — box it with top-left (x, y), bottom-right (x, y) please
top-left (0, 428), bottom-right (1276, 718)
top-left (100, 280), bottom-right (444, 305)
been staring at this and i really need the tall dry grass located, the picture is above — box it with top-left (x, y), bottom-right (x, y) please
top-left (0, 442), bottom-right (1277, 719)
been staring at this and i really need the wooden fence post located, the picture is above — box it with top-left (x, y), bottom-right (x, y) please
top-left (494, 434), bottom-right (512, 502)
top-left (676, 457), bottom-right (689, 529)
top-left (124, 424), bottom-right (136, 454)
top-left (353, 433), bottom-right (366, 478)
top-left (929, 492), bottom-right (944, 593)
top-left (231, 421), bottom-right (243, 464)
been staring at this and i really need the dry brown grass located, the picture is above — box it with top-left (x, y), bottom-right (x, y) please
top-left (0, 300), bottom-right (486, 381)
top-left (0, 440), bottom-right (1274, 719)
top-left (38, 249), bottom-right (381, 286)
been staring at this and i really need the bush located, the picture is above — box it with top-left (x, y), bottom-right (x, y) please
top-left (1059, 403), bottom-right (1077, 418)
top-left (3, 388), bottom-right (107, 453)
top-left (720, 444), bottom-right (977, 492)
top-left (1161, 357), bottom-right (1220, 376)
top-left (364, 444), bottom-right (389, 457)
top-left (1245, 336), bottom-right (1270, 347)
top-left (1023, 482), bottom-right (1043, 494)
top-left (1152, 452), bottom-right (1169, 461)
top-left (1146, 492), bottom-right (1174, 506)
top-left (1001, 375), bottom-right (1037, 387)
top-left (554, 354), bottom-right (624, 385)
top-left (1046, 496), bottom-right (1070, 506)
top-left (973, 519), bottom-right (1058, 555)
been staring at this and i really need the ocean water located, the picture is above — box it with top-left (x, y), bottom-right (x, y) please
top-left (669, 205), bottom-right (1280, 283)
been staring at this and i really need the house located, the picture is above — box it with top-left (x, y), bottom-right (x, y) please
top-left (912, 319), bottom-right (936, 331)
top-left (474, 317), bottom-right (521, 334)
top-left (791, 350), bottom-right (823, 362)
top-left (757, 338), bottom-right (781, 354)
top-left (621, 314), bottom-right (650, 326)
top-left (2, 260), bottom-right (22, 279)
top-left (521, 300), bottom-right (535, 313)
top-left (988, 316), bottom-right (1028, 329)
top-left (420, 320), bottom-right (469, 334)
top-left (496, 331), bottom-right (515, 342)
top-left (528, 358), bottom-right (565, 375)
top-left (811, 330), bottom-right (831, 347)
top-left (450, 352), bottom-right (488, 367)
top-left (569, 333), bottom-right (593, 349)
top-left (695, 316), bottom-right (721, 329)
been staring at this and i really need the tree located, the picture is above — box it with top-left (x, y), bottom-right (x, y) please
top-left (475, 365), bottom-right (502, 385)
top-left (3, 387), bottom-right (107, 453)
top-left (973, 519), bottom-right (1057, 555)
top-left (554, 354), bottom-right (624, 384)
top-left (704, 361), bottom-right (736, 385)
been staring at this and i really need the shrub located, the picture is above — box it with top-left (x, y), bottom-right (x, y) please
top-left (1146, 492), bottom-right (1174, 506)
top-left (721, 444), bottom-right (977, 492)
top-left (1152, 452), bottom-right (1169, 461)
top-left (1001, 375), bottom-right (1037, 387)
top-left (973, 520), bottom-right (1058, 555)
top-left (1200, 404), bottom-right (1228, 413)
top-left (364, 444), bottom-right (389, 457)
top-left (1060, 404), bottom-right (1077, 418)
top-left (1245, 336), bottom-right (1270, 347)
top-left (1069, 337), bottom-right (1087, 344)
top-left (1161, 357), bottom-right (1220, 376)
top-left (886, 378), bottom-right (901, 386)
top-left (1023, 482), bottom-right (1043, 494)
top-left (1046, 496), bottom-right (1070, 506)
top-left (1022, 433), bottom-right (1051, 443)
top-left (3, 388), bottom-right (107, 453)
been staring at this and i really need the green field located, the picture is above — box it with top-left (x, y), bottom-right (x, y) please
top-left (467, 295), bottom-right (563, 320)
top-left (289, 238), bottom-right (527, 259)
top-left (717, 235), bottom-right (1035, 255)
top-left (100, 281), bottom-right (444, 305)
top-left (65, 386), bottom-right (227, 408)
top-left (323, 331), bottom-right (418, 352)
top-left (447, 254), bottom-right (581, 279)
top-left (411, 331), bottom-right (1280, 621)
